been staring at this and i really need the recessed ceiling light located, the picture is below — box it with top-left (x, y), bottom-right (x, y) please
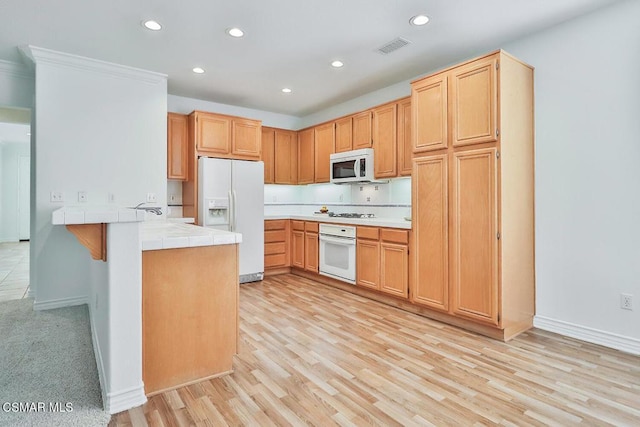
top-left (142, 20), bottom-right (162, 31)
top-left (227, 27), bottom-right (244, 38)
top-left (192, 67), bottom-right (205, 74)
top-left (281, 88), bottom-right (292, 93)
top-left (331, 60), bottom-right (344, 68)
top-left (410, 15), bottom-right (430, 26)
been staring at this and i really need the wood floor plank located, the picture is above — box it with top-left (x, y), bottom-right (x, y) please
top-left (112, 274), bottom-right (640, 426)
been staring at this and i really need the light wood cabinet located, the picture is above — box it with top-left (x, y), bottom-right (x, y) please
top-left (291, 230), bottom-right (305, 269)
top-left (304, 231), bottom-right (319, 273)
top-left (356, 226), bottom-right (409, 298)
top-left (190, 111), bottom-right (261, 160)
top-left (352, 111), bottom-right (372, 149)
top-left (297, 128), bottom-right (315, 184)
top-left (262, 128), bottom-right (275, 184)
top-left (397, 97), bottom-right (412, 176)
top-left (314, 122), bottom-right (335, 183)
top-left (264, 220), bottom-right (290, 270)
top-left (275, 129), bottom-right (298, 184)
top-left (167, 113), bottom-right (188, 180)
top-left (372, 102), bottom-right (397, 178)
top-left (410, 50), bottom-right (534, 340)
top-left (290, 221), bottom-right (319, 272)
top-left (335, 116), bottom-right (353, 153)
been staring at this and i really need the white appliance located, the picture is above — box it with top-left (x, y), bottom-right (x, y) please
top-left (198, 157), bottom-right (264, 283)
top-left (330, 148), bottom-right (376, 184)
top-left (319, 223), bottom-right (356, 284)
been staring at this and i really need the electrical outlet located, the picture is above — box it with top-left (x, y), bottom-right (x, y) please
top-left (621, 294), bottom-right (633, 310)
top-left (78, 191), bottom-right (87, 202)
top-left (146, 192), bottom-right (157, 203)
top-left (339, 194), bottom-right (344, 202)
top-left (50, 191), bottom-right (64, 202)
top-left (366, 196), bottom-right (371, 202)
top-left (374, 185), bottom-right (379, 191)
top-left (169, 194), bottom-right (177, 204)
top-left (360, 186), bottom-right (364, 192)
top-left (108, 193), bottom-right (115, 203)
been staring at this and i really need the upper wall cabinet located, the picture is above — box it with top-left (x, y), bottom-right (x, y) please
top-left (262, 127), bottom-right (275, 184)
top-left (314, 122), bottom-right (335, 183)
top-left (167, 113), bottom-right (188, 180)
top-left (274, 129), bottom-right (298, 184)
top-left (297, 128), bottom-right (315, 184)
top-left (372, 102), bottom-right (397, 178)
top-left (189, 111), bottom-right (261, 160)
top-left (335, 116), bottom-right (353, 153)
top-left (352, 111), bottom-right (372, 149)
top-left (397, 97), bottom-right (412, 176)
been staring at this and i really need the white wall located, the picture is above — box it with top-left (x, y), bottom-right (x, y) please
top-left (25, 46), bottom-right (167, 308)
top-left (501, 0), bottom-right (640, 348)
top-left (168, 94), bottom-right (300, 130)
top-left (0, 143), bottom-right (29, 242)
top-left (0, 60), bottom-right (34, 109)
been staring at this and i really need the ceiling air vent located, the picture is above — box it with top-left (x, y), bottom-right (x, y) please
top-left (376, 37), bottom-right (411, 55)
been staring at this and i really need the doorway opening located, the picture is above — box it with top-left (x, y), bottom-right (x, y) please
top-left (0, 107), bottom-right (31, 302)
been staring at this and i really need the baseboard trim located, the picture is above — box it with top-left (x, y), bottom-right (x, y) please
top-left (534, 315), bottom-right (640, 356)
top-left (33, 295), bottom-right (88, 311)
top-left (105, 384), bottom-right (147, 415)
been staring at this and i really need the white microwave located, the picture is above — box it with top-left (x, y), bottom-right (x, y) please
top-left (330, 148), bottom-right (376, 184)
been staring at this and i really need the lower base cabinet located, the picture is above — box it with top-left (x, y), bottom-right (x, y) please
top-left (356, 226), bottom-right (408, 298)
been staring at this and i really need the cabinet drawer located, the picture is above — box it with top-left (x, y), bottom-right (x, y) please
top-left (265, 220), bottom-right (287, 231)
top-left (357, 226), bottom-right (379, 240)
top-left (381, 229), bottom-right (409, 244)
top-left (265, 230), bottom-right (287, 243)
top-left (305, 222), bottom-right (319, 233)
top-left (292, 220), bottom-right (305, 231)
top-left (265, 242), bottom-right (286, 255)
top-left (265, 253), bottom-right (287, 268)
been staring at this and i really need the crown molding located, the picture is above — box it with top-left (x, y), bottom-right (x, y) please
top-left (19, 45), bottom-right (167, 85)
top-left (0, 59), bottom-right (34, 80)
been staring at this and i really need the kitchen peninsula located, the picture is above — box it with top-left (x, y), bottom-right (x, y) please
top-left (51, 206), bottom-right (241, 411)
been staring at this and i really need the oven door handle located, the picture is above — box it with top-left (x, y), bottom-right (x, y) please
top-left (319, 235), bottom-right (356, 246)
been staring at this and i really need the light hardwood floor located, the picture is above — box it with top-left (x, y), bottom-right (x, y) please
top-left (110, 274), bottom-right (640, 426)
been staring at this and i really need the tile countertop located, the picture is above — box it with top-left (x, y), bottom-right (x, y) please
top-left (264, 214), bottom-right (412, 229)
top-left (141, 222), bottom-right (242, 251)
top-left (52, 205), bottom-right (146, 225)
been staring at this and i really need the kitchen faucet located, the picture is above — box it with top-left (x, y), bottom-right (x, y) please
top-left (133, 202), bottom-right (163, 215)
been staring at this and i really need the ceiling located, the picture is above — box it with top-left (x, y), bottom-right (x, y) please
top-left (0, 0), bottom-right (621, 116)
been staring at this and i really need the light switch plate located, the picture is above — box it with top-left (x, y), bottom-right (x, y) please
top-left (147, 192), bottom-right (157, 203)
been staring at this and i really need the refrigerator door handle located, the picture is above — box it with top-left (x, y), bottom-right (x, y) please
top-left (228, 189), bottom-right (234, 231)
top-left (232, 190), bottom-right (238, 232)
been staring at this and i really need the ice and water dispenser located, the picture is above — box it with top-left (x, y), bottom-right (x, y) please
top-left (203, 197), bottom-right (229, 229)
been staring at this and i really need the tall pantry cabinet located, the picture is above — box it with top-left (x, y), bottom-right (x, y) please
top-left (411, 50), bottom-right (535, 340)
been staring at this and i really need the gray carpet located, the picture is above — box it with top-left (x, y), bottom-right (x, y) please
top-left (0, 298), bottom-right (111, 426)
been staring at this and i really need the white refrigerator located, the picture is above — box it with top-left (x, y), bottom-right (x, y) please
top-left (198, 157), bottom-right (264, 283)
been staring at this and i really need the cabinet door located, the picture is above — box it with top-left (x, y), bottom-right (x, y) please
top-left (335, 117), bottom-right (353, 153)
top-left (412, 73), bottom-right (448, 153)
top-left (411, 155), bottom-right (448, 311)
top-left (352, 111), bottom-right (372, 149)
top-left (380, 242), bottom-right (408, 298)
top-left (167, 113), bottom-right (188, 180)
top-left (275, 130), bottom-right (297, 184)
top-left (262, 128), bottom-right (275, 184)
top-left (291, 230), bottom-right (305, 269)
top-left (372, 103), bottom-right (397, 178)
top-left (356, 239), bottom-right (379, 290)
top-left (450, 57), bottom-right (498, 147)
top-left (298, 128), bottom-right (315, 184)
top-left (304, 232), bottom-right (319, 273)
top-left (232, 119), bottom-right (261, 159)
top-left (451, 148), bottom-right (498, 325)
top-left (314, 123), bottom-right (335, 183)
top-left (197, 113), bottom-right (231, 155)
top-left (397, 98), bottom-right (412, 176)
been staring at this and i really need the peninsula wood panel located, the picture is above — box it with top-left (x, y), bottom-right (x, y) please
top-left (142, 244), bottom-right (238, 395)
top-left (261, 128), bottom-right (275, 183)
top-left (335, 116), bottom-right (353, 153)
top-left (451, 148), bottom-right (498, 325)
top-left (297, 128), bottom-right (315, 184)
top-left (411, 155), bottom-right (448, 311)
top-left (314, 122), bottom-right (335, 183)
top-left (167, 113), bottom-right (188, 180)
top-left (352, 111), bottom-right (372, 149)
top-left (397, 97), bottom-right (412, 176)
top-left (412, 73), bottom-right (447, 153)
top-left (372, 102), bottom-right (397, 178)
top-left (450, 56), bottom-right (498, 147)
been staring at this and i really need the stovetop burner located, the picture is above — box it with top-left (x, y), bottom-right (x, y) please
top-left (328, 212), bottom-right (376, 218)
